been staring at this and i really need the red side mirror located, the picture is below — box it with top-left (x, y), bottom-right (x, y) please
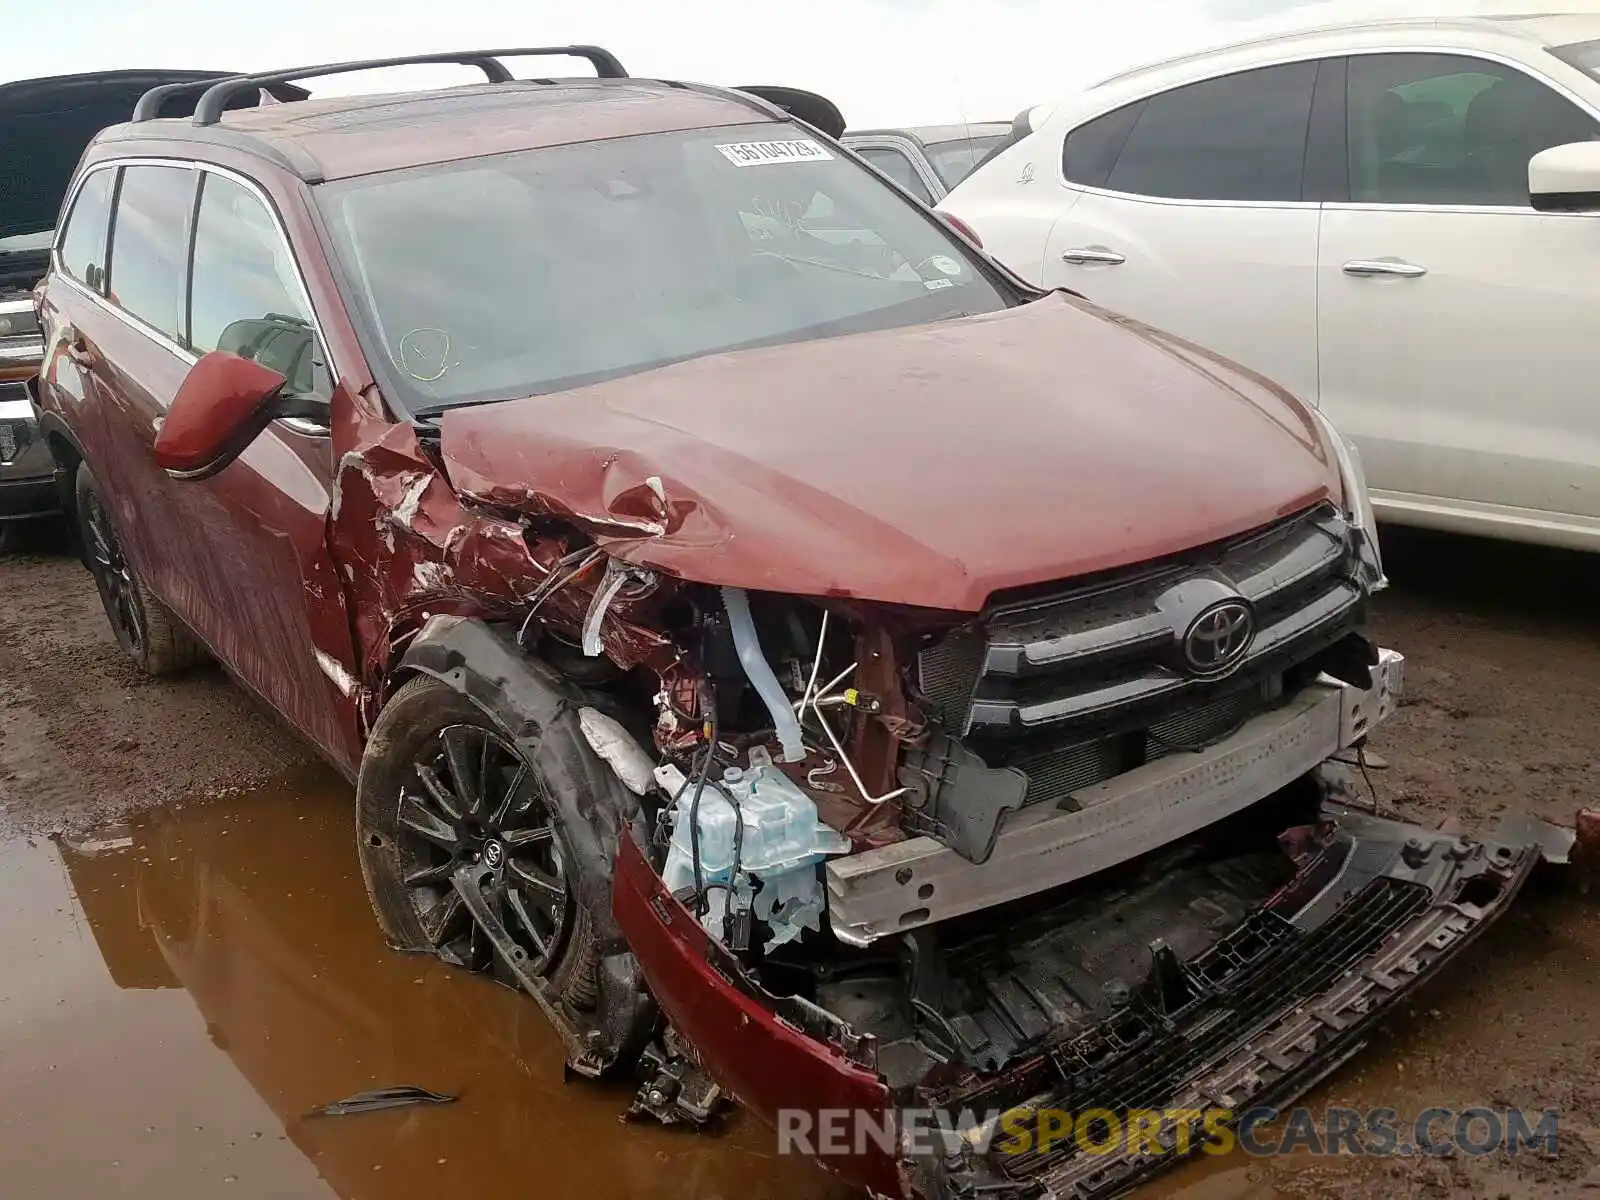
top-left (154, 351), bottom-right (287, 479)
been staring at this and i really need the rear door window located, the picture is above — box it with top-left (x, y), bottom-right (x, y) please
top-left (107, 164), bottom-right (197, 343)
top-left (923, 136), bottom-right (1007, 189)
top-left (57, 168), bottom-right (116, 291)
top-left (1102, 61), bottom-right (1319, 201)
top-left (189, 171), bottom-right (328, 398)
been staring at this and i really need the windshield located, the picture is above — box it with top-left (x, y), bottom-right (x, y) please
top-left (315, 122), bottom-right (1009, 415)
top-left (924, 135), bottom-right (1008, 189)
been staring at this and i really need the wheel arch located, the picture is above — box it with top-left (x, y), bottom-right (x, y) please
top-left (37, 410), bottom-right (86, 550)
top-left (385, 613), bottom-right (660, 1074)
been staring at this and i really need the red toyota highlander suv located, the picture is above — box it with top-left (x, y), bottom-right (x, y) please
top-left (29, 47), bottom-right (1561, 1199)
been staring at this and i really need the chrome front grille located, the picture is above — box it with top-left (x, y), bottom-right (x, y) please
top-left (917, 503), bottom-right (1363, 739)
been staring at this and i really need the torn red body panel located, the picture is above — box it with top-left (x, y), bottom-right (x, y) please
top-left (325, 395), bottom-right (678, 740)
top-left (612, 834), bottom-right (904, 1199)
top-left (439, 293), bottom-right (1341, 612)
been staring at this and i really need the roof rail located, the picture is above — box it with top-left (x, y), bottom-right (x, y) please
top-left (130, 47), bottom-right (627, 128)
top-left (131, 75), bottom-right (308, 123)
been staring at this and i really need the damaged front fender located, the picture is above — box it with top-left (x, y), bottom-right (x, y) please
top-left (325, 403), bottom-right (676, 728)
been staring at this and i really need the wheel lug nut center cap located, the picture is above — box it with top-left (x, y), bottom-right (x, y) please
top-left (483, 840), bottom-right (505, 870)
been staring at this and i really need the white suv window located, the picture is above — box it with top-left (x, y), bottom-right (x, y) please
top-left (1064, 61), bottom-right (1318, 202)
top-left (1346, 53), bottom-right (1600, 206)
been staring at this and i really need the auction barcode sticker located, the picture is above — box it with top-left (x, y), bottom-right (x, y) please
top-left (715, 139), bottom-right (834, 167)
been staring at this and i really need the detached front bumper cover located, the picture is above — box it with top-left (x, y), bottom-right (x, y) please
top-left (929, 804), bottom-right (1550, 1200)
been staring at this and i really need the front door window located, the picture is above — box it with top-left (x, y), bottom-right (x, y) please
top-left (1345, 52), bottom-right (1600, 206)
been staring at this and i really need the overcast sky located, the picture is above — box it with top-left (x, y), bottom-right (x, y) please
top-left (0, 0), bottom-right (1545, 127)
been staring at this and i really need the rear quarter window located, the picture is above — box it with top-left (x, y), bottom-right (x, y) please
top-left (1080, 61), bottom-right (1318, 202)
top-left (57, 168), bottom-right (117, 291)
top-left (1062, 102), bottom-right (1145, 188)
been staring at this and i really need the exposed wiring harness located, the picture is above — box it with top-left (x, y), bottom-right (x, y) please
top-left (516, 546), bottom-right (606, 647)
top-left (1355, 743), bottom-right (1384, 814)
top-left (673, 687), bottom-right (745, 941)
top-left (793, 610), bottom-right (909, 807)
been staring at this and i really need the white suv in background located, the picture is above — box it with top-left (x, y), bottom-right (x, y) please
top-left (941, 9), bottom-right (1600, 552)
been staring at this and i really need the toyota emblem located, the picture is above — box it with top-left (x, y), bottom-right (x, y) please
top-left (1182, 600), bottom-right (1254, 676)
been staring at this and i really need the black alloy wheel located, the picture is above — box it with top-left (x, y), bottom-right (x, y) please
top-left (80, 480), bottom-right (146, 659)
top-left (396, 722), bottom-right (573, 977)
top-left (72, 462), bottom-right (207, 676)
top-left (357, 676), bottom-right (601, 1013)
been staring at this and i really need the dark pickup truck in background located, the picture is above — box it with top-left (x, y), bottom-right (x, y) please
top-left (0, 69), bottom-right (256, 547)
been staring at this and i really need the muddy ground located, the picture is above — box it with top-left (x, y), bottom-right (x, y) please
top-left (1, 524), bottom-right (1597, 1199)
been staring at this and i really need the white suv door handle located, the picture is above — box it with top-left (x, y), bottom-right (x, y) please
top-left (1343, 258), bottom-right (1427, 278)
top-left (1061, 247), bottom-right (1126, 266)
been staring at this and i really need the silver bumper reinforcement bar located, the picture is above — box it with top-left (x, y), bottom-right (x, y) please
top-left (826, 650), bottom-right (1404, 946)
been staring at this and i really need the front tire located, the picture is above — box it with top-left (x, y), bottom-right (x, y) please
top-left (74, 461), bottom-right (208, 676)
top-left (356, 675), bottom-right (601, 1013)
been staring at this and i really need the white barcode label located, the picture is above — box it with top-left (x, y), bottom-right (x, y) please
top-left (715, 139), bottom-right (833, 167)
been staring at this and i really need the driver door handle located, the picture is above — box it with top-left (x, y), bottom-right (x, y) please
top-left (1061, 247), bottom-right (1126, 266)
top-left (64, 336), bottom-right (97, 369)
top-left (1343, 258), bottom-right (1427, 278)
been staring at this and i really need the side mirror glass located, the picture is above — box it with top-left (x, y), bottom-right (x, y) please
top-left (153, 350), bottom-right (287, 479)
top-left (1529, 140), bottom-right (1600, 213)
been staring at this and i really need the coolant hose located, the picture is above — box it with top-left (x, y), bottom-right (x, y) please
top-left (720, 587), bottom-right (807, 763)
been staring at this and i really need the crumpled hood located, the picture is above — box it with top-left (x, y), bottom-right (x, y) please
top-left (440, 293), bottom-right (1339, 612)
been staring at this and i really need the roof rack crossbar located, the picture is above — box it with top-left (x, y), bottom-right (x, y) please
top-left (186, 46), bottom-right (627, 127)
top-left (131, 75), bottom-right (313, 123)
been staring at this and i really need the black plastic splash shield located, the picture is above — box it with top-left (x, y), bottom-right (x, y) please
top-left (934, 808), bottom-right (1543, 1200)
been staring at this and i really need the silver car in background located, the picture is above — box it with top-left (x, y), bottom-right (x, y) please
top-left (842, 121), bottom-right (1009, 202)
top-left (0, 288), bottom-right (53, 544)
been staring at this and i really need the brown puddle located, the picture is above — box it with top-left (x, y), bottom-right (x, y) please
top-left (3, 768), bottom-right (1596, 1200)
top-left (0, 767), bottom-right (852, 1200)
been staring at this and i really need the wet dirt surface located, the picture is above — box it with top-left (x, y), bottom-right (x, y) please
top-left (1, 772), bottom-right (852, 1200)
top-left (2, 526), bottom-right (1598, 1199)
top-left (0, 531), bottom-right (312, 841)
